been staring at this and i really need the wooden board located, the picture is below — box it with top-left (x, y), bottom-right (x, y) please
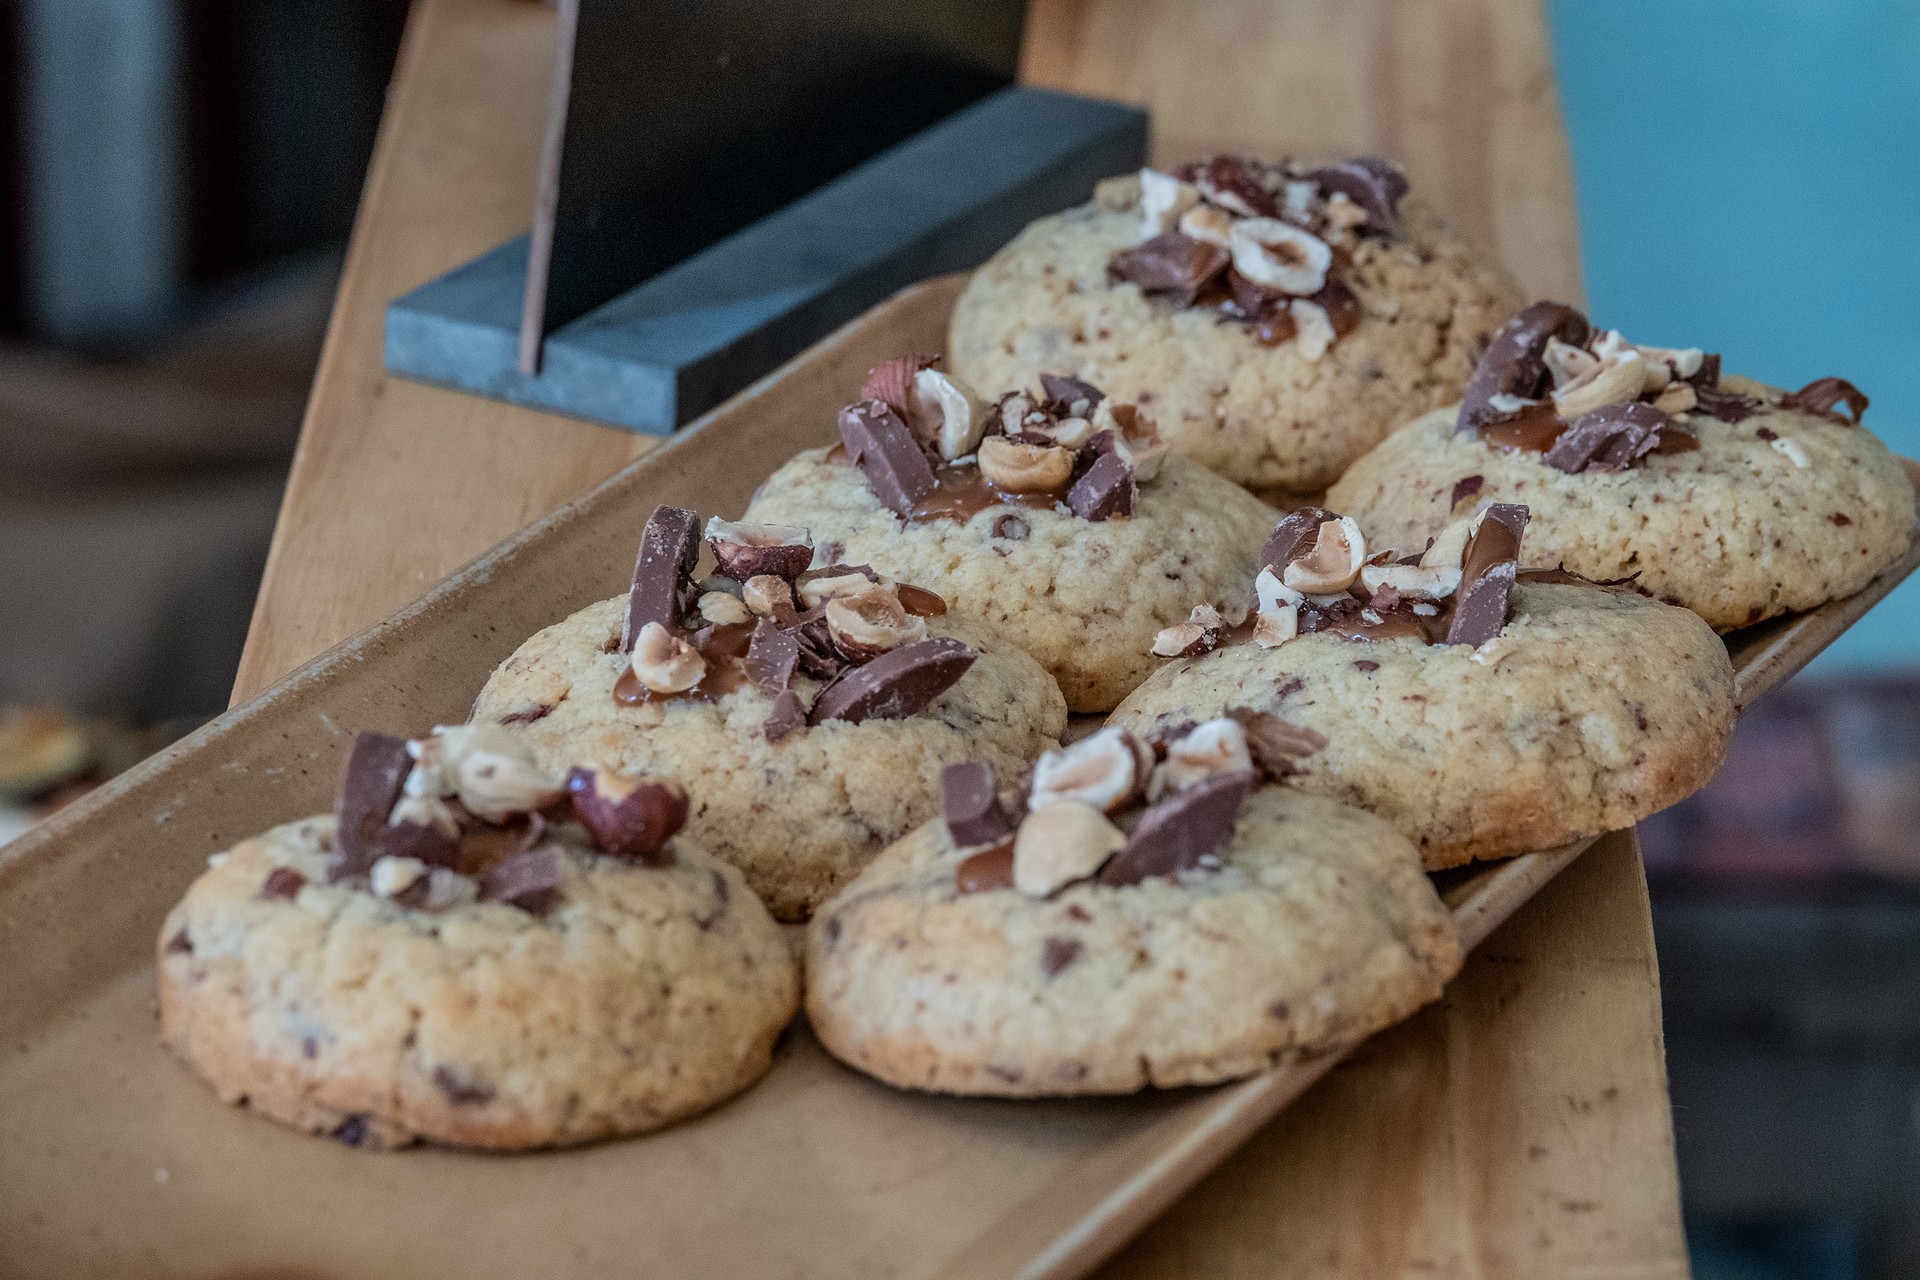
top-left (2, 274), bottom-right (1913, 1280)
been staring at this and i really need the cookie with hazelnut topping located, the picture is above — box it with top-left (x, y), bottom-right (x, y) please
top-left (1329, 305), bottom-right (1915, 630)
top-left (157, 734), bottom-right (798, 1151)
top-left (1111, 504), bottom-right (1738, 869)
top-left (947, 156), bottom-right (1524, 493)
top-left (743, 371), bottom-right (1280, 712)
top-left (805, 721), bottom-right (1458, 1096)
top-left (474, 504), bottom-right (1066, 920)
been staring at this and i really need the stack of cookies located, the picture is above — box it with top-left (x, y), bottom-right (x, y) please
top-left (157, 155), bottom-right (1914, 1150)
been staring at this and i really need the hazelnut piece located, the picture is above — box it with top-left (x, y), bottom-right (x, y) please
top-left (1151, 604), bottom-right (1225, 658)
top-left (630, 622), bottom-right (706, 694)
top-left (741, 574), bottom-right (794, 617)
top-left (1421, 519), bottom-right (1474, 571)
top-left (567, 766), bottom-right (687, 864)
top-left (1178, 203), bottom-right (1234, 248)
top-left (1138, 167), bottom-right (1202, 237)
top-left (1360, 562), bottom-right (1462, 601)
top-left (908, 368), bottom-right (985, 461)
top-left (978, 437), bottom-right (1074, 494)
top-left (1229, 217), bottom-right (1332, 295)
top-left (1013, 800), bottom-right (1127, 898)
top-left (1290, 299), bottom-right (1336, 361)
top-left (704, 518), bottom-right (813, 582)
top-left (1251, 567), bottom-right (1303, 648)
top-left (824, 590), bottom-right (927, 660)
top-left (1028, 726), bottom-right (1150, 814)
top-left (696, 591), bottom-right (752, 626)
top-left (1151, 718), bottom-right (1255, 800)
top-left (798, 571), bottom-right (889, 609)
top-left (1551, 352), bottom-right (1647, 418)
top-left (1281, 517), bottom-right (1367, 594)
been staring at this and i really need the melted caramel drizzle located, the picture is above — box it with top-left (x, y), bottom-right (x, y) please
top-left (613, 622), bottom-right (755, 706)
top-left (910, 464), bottom-right (1064, 524)
top-left (1479, 401), bottom-right (1701, 456)
top-left (954, 838), bottom-right (1015, 894)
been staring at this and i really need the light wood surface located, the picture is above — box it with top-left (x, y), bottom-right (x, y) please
top-left (230, 0), bottom-right (1684, 1275)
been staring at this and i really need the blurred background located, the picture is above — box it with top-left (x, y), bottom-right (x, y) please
top-left (0, 2), bottom-right (1916, 1276)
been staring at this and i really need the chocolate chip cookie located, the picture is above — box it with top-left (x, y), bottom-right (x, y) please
top-left (474, 506), bottom-right (1067, 920)
top-left (1109, 503), bottom-right (1738, 869)
top-left (158, 730), bottom-right (799, 1150)
top-left (806, 721), bottom-right (1460, 1095)
top-left (741, 371), bottom-right (1278, 713)
top-left (1328, 302), bottom-right (1916, 630)
top-left (947, 156), bottom-right (1524, 493)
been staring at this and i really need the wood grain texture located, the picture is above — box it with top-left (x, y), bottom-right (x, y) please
top-left (231, 0), bottom-right (1680, 1274)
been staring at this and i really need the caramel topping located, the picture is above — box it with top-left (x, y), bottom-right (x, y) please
top-left (613, 622), bottom-right (755, 706)
top-left (908, 463), bottom-right (1063, 524)
top-left (1477, 401), bottom-right (1565, 453)
top-left (955, 838), bottom-right (1015, 894)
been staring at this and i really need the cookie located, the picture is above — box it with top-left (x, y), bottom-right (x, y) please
top-left (947, 156), bottom-right (1524, 493)
top-left (1328, 303), bottom-right (1916, 630)
top-left (741, 374), bottom-right (1278, 713)
top-left (158, 731), bottom-right (798, 1150)
top-left (1111, 503), bottom-right (1738, 869)
top-left (806, 722), bottom-right (1461, 1095)
top-left (475, 506), bottom-right (1065, 920)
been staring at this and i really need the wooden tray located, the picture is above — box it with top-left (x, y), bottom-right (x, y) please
top-left (2, 275), bottom-right (1914, 1280)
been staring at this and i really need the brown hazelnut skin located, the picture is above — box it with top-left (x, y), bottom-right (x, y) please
top-left (566, 767), bottom-right (688, 865)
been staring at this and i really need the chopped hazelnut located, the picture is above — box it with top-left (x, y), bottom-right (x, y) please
top-left (704, 518), bottom-right (813, 581)
top-left (978, 437), bottom-right (1074, 493)
top-left (824, 590), bottom-right (927, 660)
top-left (741, 574), bottom-right (793, 617)
top-left (1360, 562), bottom-right (1461, 601)
top-left (1252, 567), bottom-right (1302, 648)
top-left (1151, 718), bottom-right (1254, 799)
top-left (1028, 727), bottom-right (1149, 814)
top-left (1177, 203), bottom-right (1234, 248)
top-left (1138, 168), bottom-right (1202, 237)
top-left (1229, 217), bottom-right (1331, 295)
top-left (1012, 801), bottom-right (1127, 898)
top-left (1421, 518), bottom-right (1474, 571)
top-left (1290, 299), bottom-right (1336, 360)
top-left (1771, 436), bottom-right (1812, 468)
top-left (630, 622), bottom-right (706, 694)
top-left (697, 591), bottom-right (752, 626)
top-left (1552, 351), bottom-right (1647, 417)
top-left (1282, 517), bottom-right (1367, 594)
top-left (797, 572), bottom-right (889, 609)
top-left (907, 368), bottom-right (985, 461)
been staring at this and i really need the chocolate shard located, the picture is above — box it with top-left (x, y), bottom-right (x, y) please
top-left (1067, 450), bottom-right (1137, 521)
top-left (566, 767), bottom-right (686, 865)
top-left (480, 845), bottom-right (564, 915)
top-left (1109, 232), bottom-right (1230, 305)
top-left (1308, 277), bottom-right (1363, 336)
top-left (330, 731), bottom-right (414, 881)
top-left (941, 761), bottom-right (1015, 848)
top-left (1446, 503), bottom-right (1529, 647)
top-left (378, 819), bottom-right (463, 870)
top-left (1687, 352), bottom-right (1722, 392)
top-left (1039, 373), bottom-right (1105, 415)
top-left (1227, 709), bottom-right (1327, 779)
top-left (1097, 773), bottom-right (1252, 887)
top-left (809, 637), bottom-right (977, 725)
top-left (1456, 301), bottom-right (1591, 433)
top-left (762, 689), bottom-right (806, 742)
top-left (838, 400), bottom-right (936, 516)
top-left (622, 505), bottom-right (700, 651)
top-left (1176, 156), bottom-right (1283, 217)
top-left (744, 619), bottom-right (799, 695)
top-left (1040, 937), bottom-right (1084, 978)
top-left (859, 355), bottom-right (938, 415)
top-left (1303, 156), bottom-right (1409, 228)
top-left (259, 867), bottom-right (307, 901)
top-left (1450, 475), bottom-right (1484, 508)
top-left (895, 583), bottom-right (948, 618)
top-left (1258, 506), bottom-right (1336, 574)
top-left (955, 838), bottom-right (1015, 894)
top-left (1542, 401), bottom-right (1674, 474)
top-left (1782, 376), bottom-right (1869, 425)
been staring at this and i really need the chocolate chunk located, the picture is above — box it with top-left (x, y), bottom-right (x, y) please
top-left (895, 583), bottom-right (948, 617)
top-left (1259, 506), bottom-right (1336, 574)
top-left (497, 703), bottom-right (554, 725)
top-left (1228, 708), bottom-right (1326, 779)
top-left (480, 845), bottom-right (564, 915)
top-left (259, 867), bottom-right (306, 901)
top-left (567, 767), bottom-right (685, 865)
top-left (330, 1115), bottom-right (370, 1147)
top-left (1109, 232), bottom-right (1230, 305)
top-left (809, 637), bottom-right (977, 724)
top-left (1098, 773), bottom-right (1252, 887)
top-left (164, 928), bottom-right (193, 955)
top-left (432, 1066), bottom-right (495, 1106)
top-left (1176, 155), bottom-right (1283, 217)
top-left (1687, 352), bottom-right (1722, 391)
top-left (1542, 401), bottom-right (1675, 474)
top-left (330, 731), bottom-right (414, 882)
top-left (1303, 156), bottom-right (1409, 228)
top-left (762, 689), bottom-right (805, 742)
top-left (955, 838), bottom-right (1015, 894)
top-left (785, 609), bottom-right (844, 681)
top-left (859, 355), bottom-right (938, 415)
top-left (1693, 360), bottom-right (1759, 423)
top-left (744, 619), bottom-right (799, 694)
top-left (941, 761), bottom-right (1015, 848)
top-left (1456, 301), bottom-right (1591, 433)
top-left (622, 505), bottom-right (700, 651)
top-left (1782, 376), bottom-right (1869, 425)
top-left (1040, 937), bottom-right (1084, 978)
top-left (1308, 277), bottom-right (1363, 336)
top-left (1451, 475), bottom-right (1484, 508)
top-left (991, 512), bottom-right (1030, 541)
top-left (708, 526), bottom-right (814, 582)
top-left (1067, 451), bottom-right (1137, 521)
top-left (1039, 373), bottom-right (1106, 415)
top-left (1446, 503), bottom-right (1529, 647)
top-left (838, 400), bottom-right (936, 516)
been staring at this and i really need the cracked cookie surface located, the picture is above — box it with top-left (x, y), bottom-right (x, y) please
top-left (1328, 377), bottom-right (1916, 631)
top-left (805, 785), bottom-right (1459, 1095)
top-left (743, 449), bottom-right (1277, 713)
top-left (473, 597), bottom-right (1066, 920)
top-left (1109, 582), bottom-right (1737, 869)
top-left (947, 188), bottom-right (1522, 493)
top-left (158, 815), bottom-right (798, 1150)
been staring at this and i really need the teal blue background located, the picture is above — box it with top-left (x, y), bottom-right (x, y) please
top-left (1549, 0), bottom-right (1920, 671)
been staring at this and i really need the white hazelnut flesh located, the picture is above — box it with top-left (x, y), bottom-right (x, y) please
top-left (370, 855), bottom-right (429, 901)
top-left (824, 589), bottom-right (926, 660)
top-left (1360, 562), bottom-right (1462, 601)
top-left (977, 437), bottom-right (1074, 493)
top-left (1028, 726), bottom-right (1148, 813)
top-left (797, 572), bottom-right (887, 609)
top-left (1138, 168), bottom-right (1201, 237)
top-left (1151, 717), bottom-right (1254, 799)
top-left (1252, 567), bottom-right (1303, 648)
top-left (630, 622), bottom-right (706, 695)
top-left (1013, 800), bottom-right (1127, 898)
top-left (697, 591), bottom-right (753, 626)
top-left (1421, 519), bottom-right (1473, 571)
top-left (1551, 351), bottom-right (1647, 417)
top-left (1178, 203), bottom-right (1234, 248)
top-left (1229, 217), bottom-right (1332, 295)
top-left (1282, 517), bottom-right (1367, 594)
top-left (741, 575), bottom-right (793, 617)
top-left (909, 368), bottom-right (984, 461)
top-left (1290, 299), bottom-right (1336, 361)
